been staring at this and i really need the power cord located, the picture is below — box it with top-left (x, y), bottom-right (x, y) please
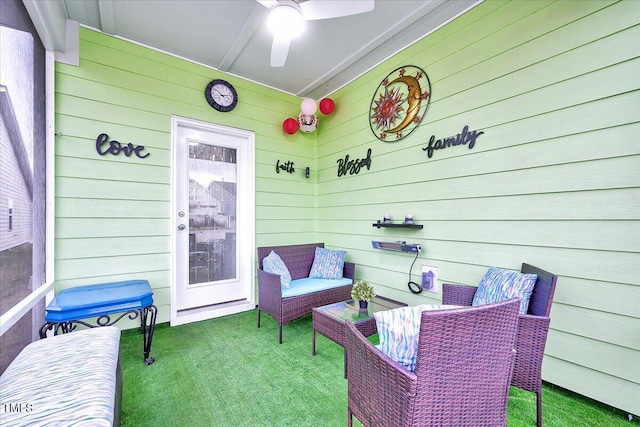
top-left (407, 250), bottom-right (422, 294)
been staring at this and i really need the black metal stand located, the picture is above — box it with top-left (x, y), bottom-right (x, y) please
top-left (39, 304), bottom-right (158, 365)
top-left (139, 305), bottom-right (157, 365)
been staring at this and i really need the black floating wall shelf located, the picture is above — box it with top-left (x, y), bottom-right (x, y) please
top-left (372, 221), bottom-right (423, 229)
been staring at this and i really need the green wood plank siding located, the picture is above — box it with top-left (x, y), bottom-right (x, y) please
top-left (52, 0), bottom-right (638, 416)
top-left (317, 0), bottom-right (639, 416)
top-left (54, 27), bottom-right (316, 323)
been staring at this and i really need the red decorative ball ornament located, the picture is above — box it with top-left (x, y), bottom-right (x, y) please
top-left (319, 98), bottom-right (335, 115)
top-left (283, 118), bottom-right (298, 134)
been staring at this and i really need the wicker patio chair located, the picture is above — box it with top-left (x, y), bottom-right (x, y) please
top-left (345, 299), bottom-right (520, 427)
top-left (442, 263), bottom-right (558, 427)
top-left (257, 243), bottom-right (355, 343)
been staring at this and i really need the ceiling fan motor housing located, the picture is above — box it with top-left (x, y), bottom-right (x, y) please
top-left (267, 1), bottom-right (304, 37)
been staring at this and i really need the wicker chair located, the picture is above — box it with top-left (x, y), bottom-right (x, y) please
top-left (257, 243), bottom-right (355, 343)
top-left (442, 263), bottom-right (558, 427)
top-left (345, 299), bottom-right (520, 427)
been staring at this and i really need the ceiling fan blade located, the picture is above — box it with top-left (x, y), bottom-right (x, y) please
top-left (271, 32), bottom-right (291, 67)
top-left (256, 0), bottom-right (279, 9)
top-left (300, 0), bottom-right (374, 20)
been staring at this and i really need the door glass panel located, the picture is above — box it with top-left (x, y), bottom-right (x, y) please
top-left (188, 143), bottom-right (236, 285)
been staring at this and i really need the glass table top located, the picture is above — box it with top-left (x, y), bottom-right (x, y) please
top-left (315, 296), bottom-right (406, 323)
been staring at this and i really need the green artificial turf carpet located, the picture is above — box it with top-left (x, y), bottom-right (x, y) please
top-left (119, 309), bottom-right (637, 427)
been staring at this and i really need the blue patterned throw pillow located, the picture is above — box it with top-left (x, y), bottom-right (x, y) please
top-left (472, 266), bottom-right (537, 314)
top-left (375, 304), bottom-right (460, 372)
top-left (263, 250), bottom-right (292, 289)
top-left (309, 247), bottom-right (347, 280)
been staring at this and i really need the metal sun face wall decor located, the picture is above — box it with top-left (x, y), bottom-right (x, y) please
top-left (369, 65), bottom-right (431, 142)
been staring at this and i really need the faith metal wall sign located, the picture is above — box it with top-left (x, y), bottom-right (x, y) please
top-left (275, 160), bottom-right (311, 178)
top-left (96, 133), bottom-right (150, 159)
top-left (276, 159), bottom-right (295, 174)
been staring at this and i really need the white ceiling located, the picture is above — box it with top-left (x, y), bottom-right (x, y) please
top-left (26, 0), bottom-right (480, 99)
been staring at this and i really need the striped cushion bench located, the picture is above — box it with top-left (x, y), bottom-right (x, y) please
top-left (0, 326), bottom-right (122, 427)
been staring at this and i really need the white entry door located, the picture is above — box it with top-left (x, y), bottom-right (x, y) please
top-left (171, 116), bottom-right (255, 325)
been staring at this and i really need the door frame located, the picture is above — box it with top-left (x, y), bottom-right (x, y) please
top-left (170, 116), bottom-right (255, 326)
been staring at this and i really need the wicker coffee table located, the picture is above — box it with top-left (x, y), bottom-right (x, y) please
top-left (312, 295), bottom-right (407, 377)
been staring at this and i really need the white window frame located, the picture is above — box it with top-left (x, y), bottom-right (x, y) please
top-left (0, 51), bottom-right (55, 336)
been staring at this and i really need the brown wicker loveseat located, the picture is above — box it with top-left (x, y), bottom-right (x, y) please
top-left (257, 243), bottom-right (355, 343)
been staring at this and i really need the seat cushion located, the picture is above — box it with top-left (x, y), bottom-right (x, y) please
top-left (375, 304), bottom-right (460, 372)
top-left (309, 247), bottom-right (347, 280)
top-left (263, 250), bottom-right (292, 288)
top-left (281, 277), bottom-right (352, 298)
top-left (0, 326), bottom-right (120, 427)
top-left (472, 266), bottom-right (537, 314)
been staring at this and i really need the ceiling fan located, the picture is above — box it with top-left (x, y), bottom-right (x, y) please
top-left (257, 0), bottom-right (375, 67)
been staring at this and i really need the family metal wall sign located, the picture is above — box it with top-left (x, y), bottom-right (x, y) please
top-left (422, 125), bottom-right (484, 158)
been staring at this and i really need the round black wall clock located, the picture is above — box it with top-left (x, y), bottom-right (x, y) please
top-left (369, 65), bottom-right (431, 142)
top-left (205, 79), bottom-right (238, 112)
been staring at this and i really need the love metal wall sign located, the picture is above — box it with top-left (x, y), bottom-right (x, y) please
top-left (95, 133), bottom-right (150, 159)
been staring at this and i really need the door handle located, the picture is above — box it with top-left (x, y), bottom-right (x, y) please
top-left (178, 224), bottom-right (186, 230)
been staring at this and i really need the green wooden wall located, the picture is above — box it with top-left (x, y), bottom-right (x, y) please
top-left (317, 0), bottom-right (639, 417)
top-left (54, 27), bottom-right (318, 324)
top-left (53, 0), bottom-right (638, 417)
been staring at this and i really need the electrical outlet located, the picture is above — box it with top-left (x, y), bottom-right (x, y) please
top-left (421, 264), bottom-right (439, 293)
